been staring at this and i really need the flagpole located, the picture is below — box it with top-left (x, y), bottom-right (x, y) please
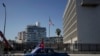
top-left (49, 17), bottom-right (51, 48)
top-left (49, 23), bottom-right (50, 37)
top-left (49, 17), bottom-right (50, 37)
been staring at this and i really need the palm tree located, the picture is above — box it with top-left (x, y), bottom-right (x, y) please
top-left (56, 28), bottom-right (61, 37)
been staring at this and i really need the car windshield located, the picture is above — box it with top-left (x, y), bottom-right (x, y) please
top-left (34, 48), bottom-right (54, 54)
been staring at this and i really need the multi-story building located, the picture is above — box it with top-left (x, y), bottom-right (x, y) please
top-left (44, 36), bottom-right (63, 49)
top-left (48, 36), bottom-right (63, 44)
top-left (63, 0), bottom-right (100, 51)
top-left (25, 22), bottom-right (46, 43)
top-left (16, 31), bottom-right (26, 43)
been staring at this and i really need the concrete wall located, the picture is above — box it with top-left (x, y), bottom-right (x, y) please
top-left (76, 0), bottom-right (100, 44)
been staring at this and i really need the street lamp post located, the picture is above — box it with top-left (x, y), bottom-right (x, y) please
top-left (2, 3), bottom-right (7, 54)
top-left (2, 3), bottom-right (6, 35)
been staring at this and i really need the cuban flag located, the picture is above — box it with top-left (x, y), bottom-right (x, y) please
top-left (39, 38), bottom-right (44, 48)
top-left (31, 38), bottom-right (45, 54)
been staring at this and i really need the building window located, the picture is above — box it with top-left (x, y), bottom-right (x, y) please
top-left (81, 0), bottom-right (99, 7)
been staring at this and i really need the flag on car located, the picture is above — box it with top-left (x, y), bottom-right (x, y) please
top-left (39, 38), bottom-right (44, 48)
top-left (31, 38), bottom-right (45, 54)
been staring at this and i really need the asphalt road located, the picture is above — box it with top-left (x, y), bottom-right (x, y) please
top-left (3, 53), bottom-right (100, 56)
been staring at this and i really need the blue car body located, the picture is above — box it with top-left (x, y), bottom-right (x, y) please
top-left (24, 47), bottom-right (69, 56)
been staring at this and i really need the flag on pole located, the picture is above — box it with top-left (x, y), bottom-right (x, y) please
top-left (49, 18), bottom-right (54, 26)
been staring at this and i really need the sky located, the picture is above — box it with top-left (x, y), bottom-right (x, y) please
top-left (0, 0), bottom-right (67, 40)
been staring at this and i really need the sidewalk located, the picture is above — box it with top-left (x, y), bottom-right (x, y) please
top-left (69, 54), bottom-right (100, 56)
top-left (4, 53), bottom-right (24, 56)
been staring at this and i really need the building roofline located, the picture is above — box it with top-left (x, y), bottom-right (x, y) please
top-left (63, 0), bottom-right (70, 18)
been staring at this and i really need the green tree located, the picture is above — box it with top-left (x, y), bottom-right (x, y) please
top-left (56, 28), bottom-right (61, 37)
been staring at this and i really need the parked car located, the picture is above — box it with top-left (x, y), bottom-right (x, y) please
top-left (24, 47), bottom-right (69, 56)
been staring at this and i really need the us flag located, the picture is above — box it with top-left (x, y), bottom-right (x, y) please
top-left (49, 18), bottom-right (54, 26)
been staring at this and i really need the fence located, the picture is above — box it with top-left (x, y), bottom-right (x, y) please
top-left (64, 43), bottom-right (100, 54)
top-left (2, 42), bottom-right (100, 54)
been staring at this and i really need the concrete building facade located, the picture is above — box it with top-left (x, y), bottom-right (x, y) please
top-left (63, 0), bottom-right (78, 44)
top-left (63, 0), bottom-right (100, 51)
